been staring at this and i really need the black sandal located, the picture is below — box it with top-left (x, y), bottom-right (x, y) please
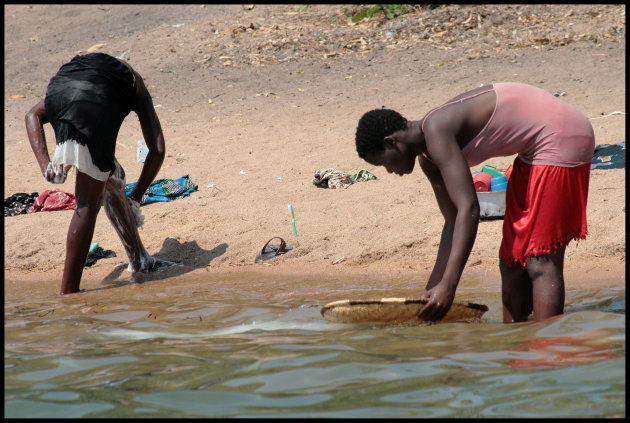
top-left (255, 237), bottom-right (292, 262)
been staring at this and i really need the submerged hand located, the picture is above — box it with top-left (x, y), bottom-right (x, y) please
top-left (417, 283), bottom-right (455, 322)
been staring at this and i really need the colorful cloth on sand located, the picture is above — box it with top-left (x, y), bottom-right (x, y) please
top-left (27, 190), bottom-right (76, 213)
top-left (125, 174), bottom-right (198, 205)
top-left (312, 169), bottom-right (377, 189)
top-left (591, 142), bottom-right (625, 170)
top-left (4, 192), bottom-right (39, 217)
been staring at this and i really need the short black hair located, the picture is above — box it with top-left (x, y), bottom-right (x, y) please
top-left (355, 109), bottom-right (408, 159)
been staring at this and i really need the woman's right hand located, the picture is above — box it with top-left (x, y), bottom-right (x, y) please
top-left (44, 163), bottom-right (70, 184)
top-left (418, 282), bottom-right (456, 322)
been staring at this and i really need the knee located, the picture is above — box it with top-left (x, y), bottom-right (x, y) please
top-left (75, 192), bottom-right (104, 215)
top-left (73, 202), bottom-right (101, 222)
top-left (525, 258), bottom-right (546, 281)
top-left (526, 254), bottom-right (564, 283)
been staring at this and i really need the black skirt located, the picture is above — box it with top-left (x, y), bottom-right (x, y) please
top-left (45, 53), bottom-right (136, 176)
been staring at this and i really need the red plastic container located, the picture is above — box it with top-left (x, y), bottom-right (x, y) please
top-left (473, 172), bottom-right (493, 192)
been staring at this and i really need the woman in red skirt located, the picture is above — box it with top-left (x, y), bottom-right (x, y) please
top-left (355, 82), bottom-right (594, 323)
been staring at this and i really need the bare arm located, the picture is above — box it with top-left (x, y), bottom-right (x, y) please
top-left (124, 64), bottom-right (166, 204)
top-left (25, 99), bottom-right (70, 183)
top-left (25, 99), bottom-right (51, 177)
top-left (417, 118), bottom-right (480, 321)
top-left (419, 155), bottom-right (456, 289)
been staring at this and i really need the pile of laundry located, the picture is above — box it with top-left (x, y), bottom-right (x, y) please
top-left (312, 168), bottom-right (377, 189)
top-left (4, 192), bottom-right (40, 217)
top-left (28, 190), bottom-right (77, 213)
top-left (4, 190), bottom-right (77, 217)
top-left (5, 175), bottom-right (198, 218)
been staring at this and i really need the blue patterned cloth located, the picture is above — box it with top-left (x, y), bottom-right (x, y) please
top-left (125, 174), bottom-right (198, 205)
top-left (591, 142), bottom-right (625, 170)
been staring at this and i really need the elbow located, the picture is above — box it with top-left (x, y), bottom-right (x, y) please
top-left (154, 145), bottom-right (166, 167)
top-left (24, 112), bottom-right (41, 137)
top-left (25, 111), bottom-right (35, 128)
top-left (155, 145), bottom-right (166, 162)
top-left (151, 134), bottom-right (166, 162)
top-left (25, 100), bottom-right (47, 128)
top-left (25, 106), bottom-right (46, 130)
top-left (150, 148), bottom-right (165, 168)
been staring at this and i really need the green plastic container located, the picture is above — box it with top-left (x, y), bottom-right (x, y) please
top-left (481, 164), bottom-right (503, 177)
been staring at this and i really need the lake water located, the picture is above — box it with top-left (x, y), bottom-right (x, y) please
top-left (4, 272), bottom-right (626, 418)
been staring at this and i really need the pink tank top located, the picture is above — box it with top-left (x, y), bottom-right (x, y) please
top-left (425, 83), bottom-right (595, 167)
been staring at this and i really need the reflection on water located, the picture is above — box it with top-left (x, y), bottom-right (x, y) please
top-left (4, 273), bottom-right (625, 418)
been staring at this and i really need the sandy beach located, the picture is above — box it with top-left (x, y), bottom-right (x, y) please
top-left (4, 4), bottom-right (625, 299)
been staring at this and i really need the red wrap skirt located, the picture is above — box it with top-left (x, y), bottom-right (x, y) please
top-left (499, 157), bottom-right (591, 266)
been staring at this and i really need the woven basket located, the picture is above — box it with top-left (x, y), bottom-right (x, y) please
top-left (321, 298), bottom-right (488, 324)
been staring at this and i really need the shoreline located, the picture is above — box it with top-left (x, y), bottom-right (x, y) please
top-left (5, 256), bottom-right (625, 297)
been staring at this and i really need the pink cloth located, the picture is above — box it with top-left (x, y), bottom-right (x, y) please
top-left (27, 190), bottom-right (76, 213)
top-left (461, 83), bottom-right (595, 167)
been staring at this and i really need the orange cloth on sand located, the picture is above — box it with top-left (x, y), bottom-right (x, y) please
top-left (499, 158), bottom-right (590, 266)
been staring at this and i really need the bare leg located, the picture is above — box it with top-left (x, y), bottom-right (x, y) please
top-left (500, 257), bottom-right (533, 323)
top-left (60, 171), bottom-right (106, 294)
top-left (103, 159), bottom-right (174, 272)
top-left (526, 245), bottom-right (566, 321)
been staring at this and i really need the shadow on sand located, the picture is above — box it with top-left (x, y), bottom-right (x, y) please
top-left (97, 238), bottom-right (228, 289)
